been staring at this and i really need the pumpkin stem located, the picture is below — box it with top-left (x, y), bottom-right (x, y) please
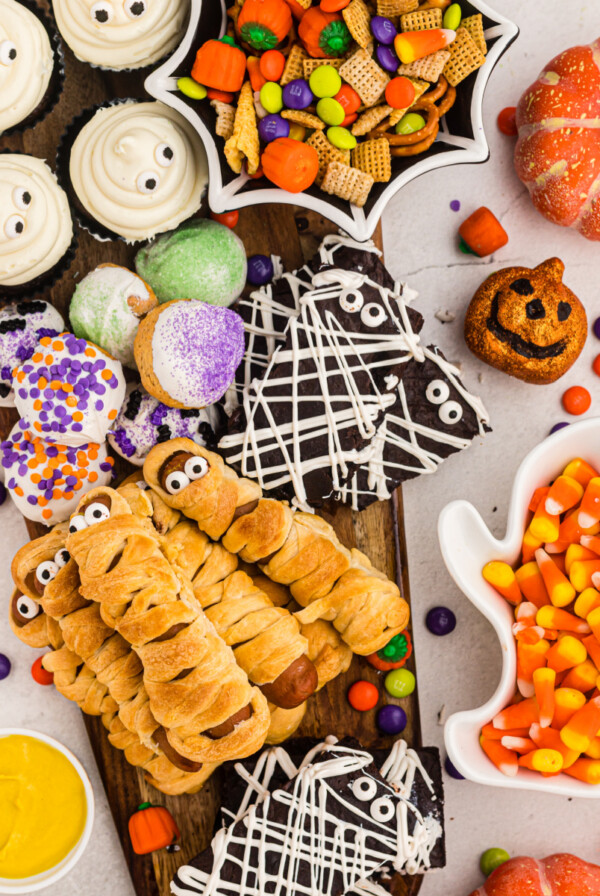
top-left (240, 22), bottom-right (278, 50)
top-left (320, 20), bottom-right (351, 56)
top-left (137, 802), bottom-right (152, 810)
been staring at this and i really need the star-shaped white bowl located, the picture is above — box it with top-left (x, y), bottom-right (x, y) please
top-left (440, 417), bottom-right (600, 797)
top-left (145, 0), bottom-right (518, 241)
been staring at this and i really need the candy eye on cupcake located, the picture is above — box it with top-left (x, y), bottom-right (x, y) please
top-left (124, 0), bottom-right (146, 19)
top-left (0, 39), bottom-right (17, 65)
top-left (155, 143), bottom-right (174, 167)
top-left (4, 213), bottom-right (25, 239)
top-left (90, 1), bottom-right (114, 24)
top-left (136, 171), bottom-right (160, 194)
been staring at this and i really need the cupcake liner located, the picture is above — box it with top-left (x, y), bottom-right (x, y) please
top-left (0, 0), bottom-right (66, 138)
top-left (0, 149), bottom-right (78, 299)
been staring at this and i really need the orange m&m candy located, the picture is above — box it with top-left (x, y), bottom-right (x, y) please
top-left (347, 680), bottom-right (379, 711)
top-left (385, 76), bottom-right (416, 109)
top-left (335, 84), bottom-right (361, 115)
top-left (211, 210), bottom-right (239, 228)
top-left (497, 106), bottom-right (517, 136)
top-left (562, 386), bottom-right (591, 416)
top-left (31, 656), bottom-right (54, 685)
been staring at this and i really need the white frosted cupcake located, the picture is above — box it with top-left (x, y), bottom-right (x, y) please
top-left (62, 100), bottom-right (208, 243)
top-left (52, 0), bottom-right (189, 70)
top-left (0, 0), bottom-right (63, 136)
top-left (0, 154), bottom-right (75, 295)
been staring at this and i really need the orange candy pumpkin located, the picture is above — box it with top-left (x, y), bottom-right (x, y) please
top-left (468, 853), bottom-right (600, 896)
top-left (237, 0), bottom-right (292, 50)
top-left (191, 39), bottom-right (246, 93)
top-left (298, 7), bottom-right (351, 58)
top-left (128, 803), bottom-right (180, 855)
top-left (514, 39), bottom-right (600, 241)
top-left (261, 137), bottom-right (319, 193)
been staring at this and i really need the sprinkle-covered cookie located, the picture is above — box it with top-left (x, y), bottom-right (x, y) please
top-left (13, 332), bottom-right (126, 446)
top-left (1, 418), bottom-right (114, 524)
top-left (0, 300), bottom-right (64, 406)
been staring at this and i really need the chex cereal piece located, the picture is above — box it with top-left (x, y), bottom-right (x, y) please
top-left (282, 109), bottom-right (325, 130)
top-left (303, 58), bottom-right (343, 78)
top-left (461, 14), bottom-right (487, 55)
top-left (211, 100), bottom-right (235, 139)
top-left (444, 26), bottom-right (485, 86)
top-left (339, 50), bottom-right (389, 107)
top-left (281, 44), bottom-right (307, 85)
top-left (351, 138), bottom-right (392, 182)
top-left (377, 0), bottom-right (417, 14)
top-left (400, 8), bottom-right (442, 31)
top-left (397, 48), bottom-right (450, 81)
top-left (343, 0), bottom-right (372, 49)
top-left (320, 161), bottom-right (374, 207)
top-left (352, 104), bottom-right (392, 136)
top-left (307, 130), bottom-right (350, 183)
top-left (224, 81), bottom-right (260, 174)
top-left (388, 77), bottom-right (428, 125)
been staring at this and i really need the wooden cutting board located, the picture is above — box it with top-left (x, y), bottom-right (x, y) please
top-left (0, 13), bottom-right (422, 895)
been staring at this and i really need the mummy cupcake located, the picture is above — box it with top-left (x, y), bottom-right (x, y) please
top-left (0, 300), bottom-right (65, 406)
top-left (52, 0), bottom-right (189, 70)
top-left (13, 333), bottom-right (126, 447)
top-left (1, 419), bottom-right (114, 524)
top-left (134, 299), bottom-right (245, 409)
top-left (108, 384), bottom-right (221, 465)
top-left (69, 264), bottom-right (157, 368)
top-left (0, 0), bottom-right (61, 136)
top-left (0, 155), bottom-right (74, 293)
top-left (64, 101), bottom-right (208, 242)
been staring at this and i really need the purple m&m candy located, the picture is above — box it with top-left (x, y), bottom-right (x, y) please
top-left (258, 114), bottom-right (289, 143)
top-left (550, 421), bottom-right (569, 435)
top-left (0, 481), bottom-right (5, 506)
top-left (282, 79), bottom-right (313, 110)
top-left (445, 755), bottom-right (464, 779)
top-left (426, 606), bottom-right (456, 636)
top-left (375, 43), bottom-right (400, 73)
top-left (247, 255), bottom-right (274, 286)
top-left (0, 653), bottom-right (11, 680)
top-left (377, 704), bottom-right (407, 735)
top-left (593, 317), bottom-right (600, 340)
top-left (371, 15), bottom-right (396, 44)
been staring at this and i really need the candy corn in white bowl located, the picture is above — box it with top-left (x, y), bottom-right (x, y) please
top-left (439, 417), bottom-right (600, 798)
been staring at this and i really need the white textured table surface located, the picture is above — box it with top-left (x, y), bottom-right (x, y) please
top-left (1, 3), bottom-right (599, 895)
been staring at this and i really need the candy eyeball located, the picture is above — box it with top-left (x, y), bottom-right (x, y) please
top-left (69, 514), bottom-right (88, 533)
top-left (12, 188), bottom-right (32, 211)
top-left (155, 143), bottom-right (174, 167)
top-left (35, 560), bottom-right (59, 586)
top-left (165, 470), bottom-right (190, 494)
top-left (352, 776), bottom-right (377, 801)
top-left (339, 289), bottom-right (364, 314)
top-left (4, 214), bottom-right (25, 239)
top-left (90, 1), bottom-right (114, 22)
top-left (439, 400), bottom-right (463, 425)
top-left (54, 548), bottom-right (70, 568)
top-left (370, 796), bottom-right (395, 822)
top-left (361, 302), bottom-right (387, 328)
top-left (134, 480), bottom-right (150, 490)
top-left (15, 594), bottom-right (40, 620)
top-left (184, 456), bottom-right (209, 481)
top-left (426, 379), bottom-right (450, 405)
top-left (136, 171), bottom-right (160, 194)
top-left (84, 502), bottom-right (111, 526)
top-left (0, 40), bottom-right (17, 66)
top-left (124, 0), bottom-right (146, 15)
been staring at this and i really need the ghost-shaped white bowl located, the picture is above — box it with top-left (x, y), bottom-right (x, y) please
top-left (144, 0), bottom-right (518, 242)
top-left (439, 417), bottom-right (600, 797)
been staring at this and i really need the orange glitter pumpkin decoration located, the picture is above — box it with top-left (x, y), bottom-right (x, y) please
top-left (514, 39), bottom-right (600, 241)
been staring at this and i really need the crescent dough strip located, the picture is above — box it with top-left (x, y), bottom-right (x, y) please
top-left (66, 485), bottom-right (270, 764)
top-left (143, 440), bottom-right (409, 654)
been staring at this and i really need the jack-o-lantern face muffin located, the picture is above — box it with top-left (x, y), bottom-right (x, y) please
top-left (464, 258), bottom-right (587, 384)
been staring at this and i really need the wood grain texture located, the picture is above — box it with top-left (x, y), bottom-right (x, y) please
top-left (0, 14), bottom-right (422, 895)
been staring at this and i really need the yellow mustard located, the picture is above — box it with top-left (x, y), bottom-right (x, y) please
top-left (0, 734), bottom-right (87, 879)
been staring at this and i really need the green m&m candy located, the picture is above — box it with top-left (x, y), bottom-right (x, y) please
top-left (260, 81), bottom-right (283, 114)
top-left (395, 112), bottom-right (426, 135)
top-left (480, 848), bottom-right (510, 877)
top-left (309, 65), bottom-right (342, 98)
top-left (443, 3), bottom-right (462, 30)
top-left (316, 97), bottom-right (345, 126)
top-left (384, 668), bottom-right (415, 698)
top-left (177, 77), bottom-right (207, 100)
top-left (327, 126), bottom-right (356, 150)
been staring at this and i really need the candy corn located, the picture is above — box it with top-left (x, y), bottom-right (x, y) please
top-left (515, 602), bottom-right (538, 625)
top-left (546, 635), bottom-right (587, 673)
top-left (517, 748), bottom-right (563, 774)
top-left (480, 736), bottom-right (518, 776)
top-left (515, 563), bottom-right (549, 608)
top-left (562, 660), bottom-right (599, 693)
top-left (529, 723), bottom-right (580, 768)
top-left (394, 28), bottom-right (456, 64)
top-left (529, 503), bottom-right (560, 543)
top-left (532, 666), bottom-right (555, 727)
top-left (536, 605), bottom-right (590, 635)
top-left (563, 458), bottom-right (599, 487)
top-left (553, 688), bottom-right (587, 728)
top-left (584, 736), bottom-right (600, 759)
top-left (582, 634), bottom-right (600, 670)
top-left (512, 622), bottom-right (545, 644)
top-left (564, 757), bottom-right (600, 784)
top-left (501, 735), bottom-right (536, 752)
top-left (517, 640), bottom-right (549, 697)
top-left (545, 475), bottom-right (584, 516)
top-left (535, 548), bottom-right (575, 607)
top-left (493, 697), bottom-right (538, 731)
top-left (574, 588), bottom-right (600, 619)
top-left (481, 723), bottom-right (530, 741)
top-left (569, 559), bottom-right (600, 592)
top-left (587, 607), bottom-right (600, 642)
top-left (564, 544), bottom-right (597, 575)
top-left (578, 478), bottom-right (600, 528)
top-left (560, 696), bottom-right (600, 752)
top-left (547, 509), bottom-right (599, 554)
top-left (528, 486), bottom-right (549, 513)
top-left (579, 534), bottom-right (600, 556)
top-left (482, 561), bottom-right (522, 605)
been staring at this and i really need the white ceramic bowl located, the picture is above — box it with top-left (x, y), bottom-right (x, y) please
top-left (144, 0), bottom-right (518, 242)
top-left (439, 417), bottom-right (600, 798)
top-left (0, 729), bottom-right (95, 893)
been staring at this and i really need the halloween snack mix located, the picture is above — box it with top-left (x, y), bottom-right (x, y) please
top-left (464, 259), bottom-right (587, 385)
top-left (479, 457), bottom-right (600, 785)
top-left (181, 0), bottom-right (488, 206)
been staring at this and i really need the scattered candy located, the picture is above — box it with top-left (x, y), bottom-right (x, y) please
top-left (370, 15), bottom-right (396, 45)
top-left (550, 422), bottom-right (569, 435)
top-left (376, 704), bottom-right (407, 735)
top-left (592, 355), bottom-right (600, 377)
top-left (480, 848), bottom-right (510, 877)
top-left (443, 3), bottom-right (462, 30)
top-left (426, 606), bottom-right (456, 636)
top-left (459, 207), bottom-right (509, 257)
top-left (129, 802), bottom-right (180, 855)
top-left (309, 64), bottom-right (342, 98)
top-left (497, 106), bottom-right (517, 136)
top-left (450, 199), bottom-right (461, 212)
top-left (444, 755), bottom-right (464, 779)
top-left (327, 126), bottom-right (356, 150)
top-left (176, 77), bottom-right (207, 100)
top-left (316, 97), bottom-right (345, 126)
top-left (31, 656), bottom-right (53, 685)
top-left (347, 679), bottom-right (379, 711)
top-left (210, 210), bottom-right (239, 229)
top-left (366, 631), bottom-right (412, 671)
top-left (562, 385), bottom-right (591, 416)
top-left (247, 254), bottom-right (274, 286)
top-left (0, 653), bottom-right (11, 680)
top-left (394, 28), bottom-right (456, 65)
top-left (384, 668), bottom-right (415, 699)
top-left (594, 317), bottom-right (600, 340)
top-left (0, 482), bottom-right (5, 506)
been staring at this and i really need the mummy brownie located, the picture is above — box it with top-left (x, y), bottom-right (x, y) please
top-left (0, 154), bottom-right (74, 292)
top-left (1, 419), bottom-right (114, 524)
top-left (13, 333), bottom-right (126, 447)
top-left (52, 0), bottom-right (189, 70)
top-left (69, 264), bottom-right (158, 368)
top-left (65, 101), bottom-right (208, 242)
top-left (108, 384), bottom-right (221, 465)
top-left (134, 300), bottom-right (245, 409)
top-left (0, 300), bottom-right (64, 406)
